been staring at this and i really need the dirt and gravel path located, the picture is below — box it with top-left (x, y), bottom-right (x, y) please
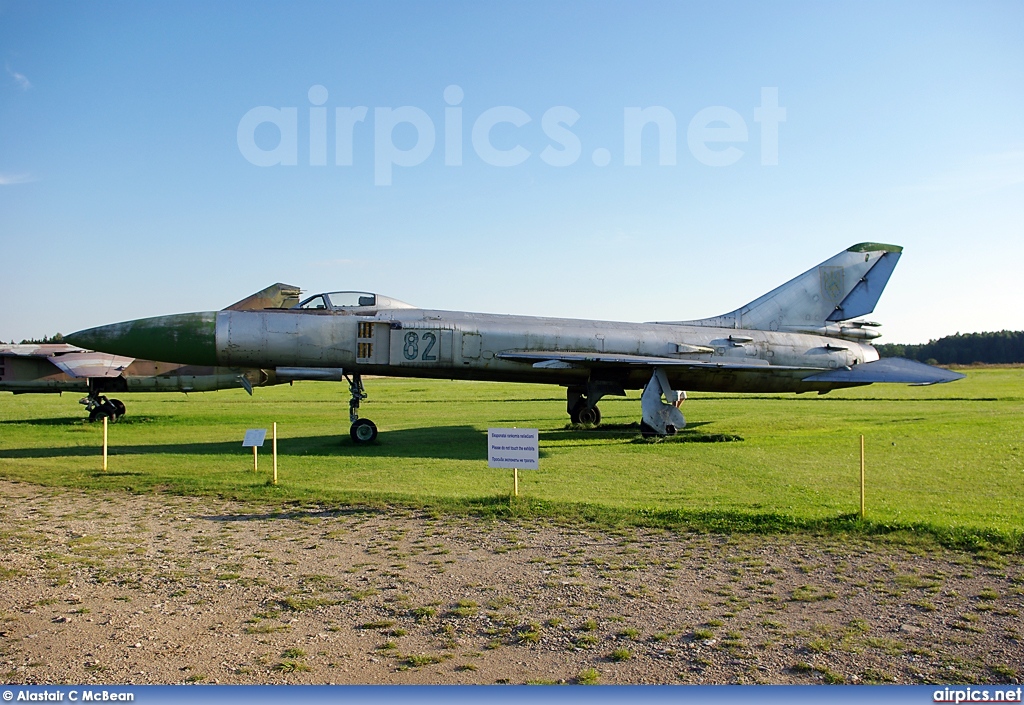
top-left (0, 480), bottom-right (1020, 685)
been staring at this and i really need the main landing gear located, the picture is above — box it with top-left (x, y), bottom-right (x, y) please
top-left (566, 381), bottom-right (626, 427)
top-left (568, 398), bottom-right (601, 425)
top-left (347, 373), bottom-right (378, 444)
top-left (80, 393), bottom-right (126, 423)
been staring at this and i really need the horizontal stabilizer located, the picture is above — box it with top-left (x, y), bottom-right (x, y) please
top-left (802, 358), bottom-right (965, 386)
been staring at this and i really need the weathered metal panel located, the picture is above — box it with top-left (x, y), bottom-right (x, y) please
top-left (461, 332), bottom-right (482, 360)
top-left (219, 311), bottom-right (356, 367)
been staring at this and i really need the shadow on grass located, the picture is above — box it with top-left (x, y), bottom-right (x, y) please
top-left (545, 421), bottom-right (742, 444)
top-left (0, 416), bottom-right (157, 426)
top-left (557, 420), bottom-right (711, 431)
top-left (0, 422), bottom-right (743, 461)
top-left (631, 431), bottom-right (743, 444)
top-left (0, 417), bottom-right (87, 426)
top-left (0, 425), bottom-right (497, 461)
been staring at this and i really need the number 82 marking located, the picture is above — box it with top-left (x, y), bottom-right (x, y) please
top-left (402, 331), bottom-right (437, 362)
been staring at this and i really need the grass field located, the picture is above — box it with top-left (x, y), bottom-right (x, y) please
top-left (1, 368), bottom-right (1021, 551)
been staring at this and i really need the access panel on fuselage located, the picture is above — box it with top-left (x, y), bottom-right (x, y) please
top-left (356, 321), bottom-right (392, 365)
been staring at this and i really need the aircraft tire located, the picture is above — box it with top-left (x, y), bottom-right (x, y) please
top-left (88, 399), bottom-right (119, 423)
top-left (639, 421), bottom-right (659, 439)
top-left (350, 418), bottom-right (378, 444)
top-left (568, 401), bottom-right (584, 424)
top-left (576, 405), bottom-right (601, 426)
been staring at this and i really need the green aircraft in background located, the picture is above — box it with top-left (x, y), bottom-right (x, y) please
top-left (1, 283), bottom-right (334, 421)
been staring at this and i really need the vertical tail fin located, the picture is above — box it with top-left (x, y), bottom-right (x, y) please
top-left (680, 243), bottom-right (903, 332)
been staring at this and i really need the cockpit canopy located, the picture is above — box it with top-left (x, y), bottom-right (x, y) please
top-left (294, 291), bottom-right (415, 312)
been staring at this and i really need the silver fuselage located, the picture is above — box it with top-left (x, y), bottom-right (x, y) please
top-left (215, 307), bottom-right (877, 393)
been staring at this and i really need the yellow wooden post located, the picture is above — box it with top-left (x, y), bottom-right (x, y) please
top-left (514, 468), bottom-right (519, 497)
top-left (102, 416), bottom-right (108, 472)
top-left (272, 422), bottom-right (278, 486)
top-left (253, 445), bottom-right (258, 473)
top-left (860, 434), bottom-right (865, 520)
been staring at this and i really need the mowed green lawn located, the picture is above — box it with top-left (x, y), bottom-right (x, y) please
top-left (1, 368), bottom-right (1021, 549)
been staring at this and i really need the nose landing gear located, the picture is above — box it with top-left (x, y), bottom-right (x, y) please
top-left (347, 374), bottom-right (378, 443)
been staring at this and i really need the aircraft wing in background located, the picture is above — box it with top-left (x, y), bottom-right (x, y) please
top-left (49, 351), bottom-right (135, 378)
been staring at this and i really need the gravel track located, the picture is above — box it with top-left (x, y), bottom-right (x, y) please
top-left (0, 480), bottom-right (1020, 685)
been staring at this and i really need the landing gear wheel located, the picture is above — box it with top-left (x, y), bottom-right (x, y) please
top-left (87, 396), bottom-right (119, 423)
top-left (576, 405), bottom-right (601, 426)
top-left (569, 399), bottom-right (601, 426)
top-left (350, 418), bottom-right (378, 444)
top-left (639, 421), bottom-right (658, 439)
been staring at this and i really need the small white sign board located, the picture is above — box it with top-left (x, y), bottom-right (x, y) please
top-left (488, 428), bottom-right (539, 470)
top-left (242, 429), bottom-right (267, 447)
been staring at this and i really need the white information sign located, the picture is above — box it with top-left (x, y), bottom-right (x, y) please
top-left (487, 428), bottom-right (539, 470)
top-left (242, 429), bottom-right (267, 447)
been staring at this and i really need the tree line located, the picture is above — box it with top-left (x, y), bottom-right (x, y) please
top-left (876, 330), bottom-right (1024, 365)
top-left (9, 333), bottom-right (65, 345)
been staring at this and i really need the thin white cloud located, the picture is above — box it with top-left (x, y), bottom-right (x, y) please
top-left (0, 172), bottom-right (35, 185)
top-left (5, 64), bottom-right (31, 90)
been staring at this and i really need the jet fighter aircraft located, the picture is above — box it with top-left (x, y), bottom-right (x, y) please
top-left (67, 244), bottom-right (964, 441)
top-left (2, 283), bottom-right (321, 421)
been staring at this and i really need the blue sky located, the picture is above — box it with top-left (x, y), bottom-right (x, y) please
top-left (1, 1), bottom-right (1022, 344)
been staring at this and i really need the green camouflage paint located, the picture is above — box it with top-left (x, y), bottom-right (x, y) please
top-left (846, 242), bottom-right (903, 253)
top-left (67, 312), bottom-right (218, 366)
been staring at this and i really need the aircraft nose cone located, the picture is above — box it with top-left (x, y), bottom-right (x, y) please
top-left (66, 312), bottom-right (218, 366)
